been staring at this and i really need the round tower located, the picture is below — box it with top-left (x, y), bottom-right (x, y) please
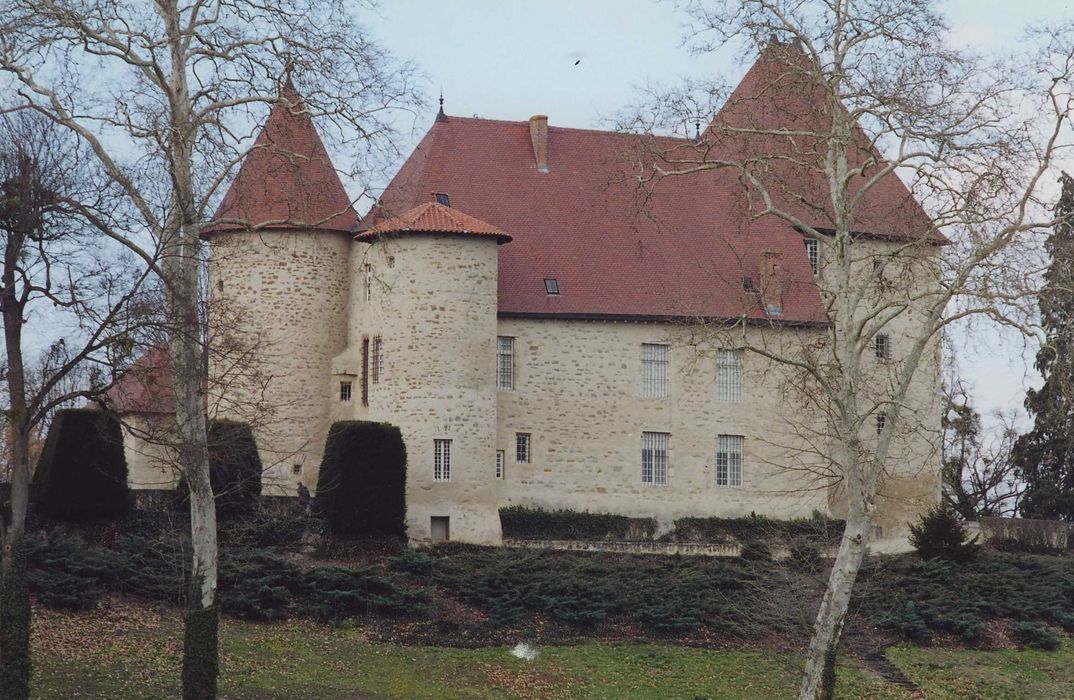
top-left (203, 83), bottom-right (356, 495)
top-left (354, 202), bottom-right (511, 544)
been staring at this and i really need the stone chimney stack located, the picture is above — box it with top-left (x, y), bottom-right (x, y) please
top-left (529, 115), bottom-right (549, 173)
top-left (759, 248), bottom-right (785, 315)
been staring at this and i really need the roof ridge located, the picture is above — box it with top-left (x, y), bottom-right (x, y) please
top-left (436, 114), bottom-right (693, 142)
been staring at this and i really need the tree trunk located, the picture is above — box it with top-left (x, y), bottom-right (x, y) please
top-left (798, 513), bottom-right (870, 700)
top-left (0, 243), bottom-right (32, 699)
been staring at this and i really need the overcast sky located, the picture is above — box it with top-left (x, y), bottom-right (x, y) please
top-left (363, 0), bottom-right (1074, 427)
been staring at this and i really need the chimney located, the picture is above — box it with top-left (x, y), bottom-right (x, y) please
top-left (529, 115), bottom-right (549, 173)
top-left (759, 249), bottom-right (785, 316)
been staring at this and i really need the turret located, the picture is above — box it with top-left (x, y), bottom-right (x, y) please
top-left (203, 82), bottom-right (356, 494)
top-left (352, 202), bottom-right (511, 543)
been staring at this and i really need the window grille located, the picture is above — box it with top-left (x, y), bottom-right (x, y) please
top-left (640, 343), bottom-right (668, 397)
top-left (434, 439), bottom-right (452, 481)
top-left (716, 350), bottom-right (743, 402)
top-left (641, 431), bottom-right (669, 485)
top-left (497, 336), bottom-right (515, 390)
top-left (371, 336), bottom-right (383, 384)
top-left (496, 450), bottom-right (505, 479)
top-left (876, 413), bottom-right (887, 436)
top-left (804, 239), bottom-right (820, 276)
top-left (875, 334), bottom-right (891, 361)
top-left (360, 337), bottom-right (369, 406)
top-left (339, 381), bottom-right (352, 403)
top-left (716, 434), bottom-right (743, 487)
top-left (516, 433), bottom-right (531, 463)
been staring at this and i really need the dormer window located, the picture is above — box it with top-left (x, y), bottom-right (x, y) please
top-left (544, 278), bottom-right (559, 295)
top-left (742, 277), bottom-right (757, 293)
top-left (434, 192), bottom-right (450, 206)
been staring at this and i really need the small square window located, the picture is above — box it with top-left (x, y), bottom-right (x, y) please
top-left (544, 278), bottom-right (559, 295)
top-left (387, 255), bottom-right (396, 269)
top-left (339, 381), bottom-right (352, 403)
top-left (292, 464), bottom-right (303, 475)
top-left (496, 450), bottom-right (505, 479)
top-left (742, 276), bottom-right (757, 292)
top-left (430, 516), bottom-right (450, 541)
top-left (516, 433), bottom-right (532, 463)
top-left (434, 192), bottom-right (450, 206)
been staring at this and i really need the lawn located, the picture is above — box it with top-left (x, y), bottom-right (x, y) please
top-left (30, 599), bottom-right (1074, 699)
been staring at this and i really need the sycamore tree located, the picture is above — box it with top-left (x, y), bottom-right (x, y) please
top-left (623, 2), bottom-right (1074, 698)
top-left (0, 2), bottom-right (419, 697)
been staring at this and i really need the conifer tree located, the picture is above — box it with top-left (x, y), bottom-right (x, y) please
top-left (1013, 173), bottom-right (1074, 521)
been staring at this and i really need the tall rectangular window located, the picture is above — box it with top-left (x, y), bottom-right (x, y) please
top-left (640, 343), bottom-right (669, 397)
top-left (516, 433), bottom-right (531, 463)
top-left (641, 431), bottom-right (669, 485)
top-left (716, 350), bottom-right (743, 402)
top-left (495, 450), bottom-right (505, 479)
top-left (339, 381), bottom-right (352, 403)
top-left (875, 334), bottom-right (891, 361)
top-left (497, 336), bottom-right (515, 390)
top-left (364, 264), bottom-right (373, 302)
top-left (804, 238), bottom-right (820, 276)
top-left (876, 413), bottom-right (887, 436)
top-left (716, 435), bottom-right (743, 487)
top-left (434, 439), bottom-right (451, 481)
top-left (371, 336), bottom-right (383, 384)
top-left (360, 337), bottom-right (369, 406)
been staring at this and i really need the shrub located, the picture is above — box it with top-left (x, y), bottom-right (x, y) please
top-left (315, 421), bottom-right (407, 537)
top-left (219, 513), bottom-right (312, 549)
top-left (499, 506), bottom-right (632, 540)
top-left (0, 533), bottom-right (32, 699)
top-left (33, 408), bottom-right (129, 521)
top-left (909, 505), bottom-right (979, 562)
top-left (25, 533), bottom-right (116, 610)
top-left (1013, 621), bottom-right (1061, 651)
top-left (670, 511), bottom-right (844, 546)
top-left (389, 548), bottom-right (436, 578)
top-left (218, 549), bottom-right (302, 621)
top-left (788, 539), bottom-right (824, 573)
top-left (298, 566), bottom-right (431, 622)
top-left (176, 419), bottom-right (262, 518)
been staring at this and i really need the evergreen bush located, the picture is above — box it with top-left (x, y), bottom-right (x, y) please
top-left (0, 532), bottom-right (32, 699)
top-left (498, 506), bottom-right (632, 540)
top-left (315, 421), bottom-right (407, 537)
top-left (33, 408), bottom-right (129, 521)
top-left (909, 505), bottom-right (980, 562)
top-left (1013, 621), bottom-right (1061, 650)
top-left (670, 511), bottom-right (844, 545)
top-left (25, 533), bottom-right (116, 610)
top-left (788, 539), bottom-right (824, 573)
top-left (175, 419), bottom-right (262, 518)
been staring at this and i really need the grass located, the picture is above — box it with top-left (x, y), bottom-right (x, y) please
top-left (30, 599), bottom-right (906, 699)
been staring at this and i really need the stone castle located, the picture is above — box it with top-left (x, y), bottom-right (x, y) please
top-left (108, 41), bottom-right (942, 544)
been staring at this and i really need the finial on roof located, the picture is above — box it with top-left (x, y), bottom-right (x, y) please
top-left (436, 91), bottom-right (448, 123)
top-left (769, 32), bottom-right (780, 45)
top-left (693, 120), bottom-right (701, 144)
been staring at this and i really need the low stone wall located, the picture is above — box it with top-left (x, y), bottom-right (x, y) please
top-left (975, 516), bottom-right (1074, 552)
top-left (504, 537), bottom-right (742, 557)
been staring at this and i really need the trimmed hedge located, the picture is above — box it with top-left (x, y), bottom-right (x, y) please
top-left (670, 511), bottom-right (845, 545)
top-left (499, 506), bottom-right (631, 540)
top-left (176, 419), bottom-right (262, 518)
top-left (316, 421), bottom-right (407, 537)
top-left (33, 408), bottom-right (128, 521)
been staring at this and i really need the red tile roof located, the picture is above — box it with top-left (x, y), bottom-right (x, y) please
top-left (102, 344), bottom-right (174, 415)
top-left (204, 82), bottom-right (357, 235)
top-left (356, 201), bottom-right (512, 243)
top-left (362, 42), bottom-right (939, 323)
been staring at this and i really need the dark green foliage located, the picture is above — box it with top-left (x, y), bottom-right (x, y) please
top-left (33, 408), bottom-right (129, 521)
top-left (24, 533), bottom-right (115, 610)
top-left (909, 506), bottom-right (979, 562)
top-left (1013, 621), bottom-right (1061, 650)
top-left (499, 506), bottom-right (631, 540)
top-left (181, 602), bottom-right (218, 700)
top-left (788, 539), bottom-right (824, 573)
top-left (738, 540), bottom-right (772, 562)
top-left (176, 420), bottom-right (262, 519)
top-left (218, 513), bottom-right (312, 549)
top-left (857, 551), bottom-right (1074, 647)
top-left (0, 533), bottom-right (32, 700)
top-left (389, 548), bottom-right (436, 577)
top-left (218, 549), bottom-right (302, 621)
top-left (671, 511), bottom-right (845, 546)
top-left (1014, 173), bottom-right (1074, 522)
top-left (316, 421), bottom-right (407, 537)
top-left (299, 566), bottom-right (431, 622)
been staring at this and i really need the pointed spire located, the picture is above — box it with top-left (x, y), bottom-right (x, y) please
top-left (436, 90), bottom-right (448, 123)
top-left (205, 81), bottom-right (357, 235)
top-left (693, 120), bottom-right (702, 144)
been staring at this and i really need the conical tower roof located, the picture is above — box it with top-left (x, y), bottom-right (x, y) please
top-left (356, 201), bottom-right (512, 244)
top-left (205, 82), bottom-right (357, 235)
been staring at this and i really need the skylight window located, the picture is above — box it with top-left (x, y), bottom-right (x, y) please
top-left (544, 278), bottom-right (559, 295)
top-left (434, 192), bottom-right (450, 206)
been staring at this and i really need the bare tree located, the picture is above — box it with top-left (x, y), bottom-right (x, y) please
top-left (942, 378), bottom-right (1022, 519)
top-left (619, 2), bottom-right (1074, 698)
top-left (0, 2), bottom-right (418, 696)
top-left (0, 109), bottom-right (151, 698)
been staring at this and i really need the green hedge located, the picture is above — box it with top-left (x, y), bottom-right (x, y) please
top-left (670, 511), bottom-right (845, 545)
top-left (315, 421), bottom-right (407, 537)
top-left (32, 408), bottom-right (128, 521)
top-left (499, 506), bottom-right (633, 540)
top-left (176, 419), bottom-right (262, 519)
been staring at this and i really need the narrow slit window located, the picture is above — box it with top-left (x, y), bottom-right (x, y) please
top-left (640, 343), bottom-right (669, 397)
top-left (434, 439), bottom-right (452, 481)
top-left (516, 433), bottom-right (531, 463)
top-left (716, 435), bottom-right (744, 487)
top-left (360, 337), bottom-right (370, 406)
top-left (495, 450), bottom-right (505, 479)
top-left (876, 413), bottom-right (887, 436)
top-left (716, 350), bottom-right (743, 402)
top-left (497, 336), bottom-right (515, 390)
top-left (364, 263), bottom-right (373, 302)
top-left (544, 278), bottom-right (559, 295)
top-left (641, 431), bottom-right (669, 485)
